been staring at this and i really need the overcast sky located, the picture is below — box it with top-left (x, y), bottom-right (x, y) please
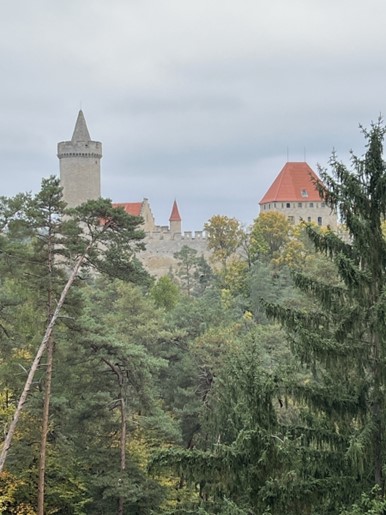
top-left (1, 0), bottom-right (386, 230)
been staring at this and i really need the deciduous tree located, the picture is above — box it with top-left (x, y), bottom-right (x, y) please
top-left (204, 215), bottom-right (243, 268)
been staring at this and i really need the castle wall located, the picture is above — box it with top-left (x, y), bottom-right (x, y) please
top-left (140, 199), bottom-right (156, 233)
top-left (140, 234), bottom-right (209, 277)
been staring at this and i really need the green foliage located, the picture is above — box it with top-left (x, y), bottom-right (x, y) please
top-left (151, 275), bottom-right (180, 310)
top-left (262, 120), bottom-right (386, 510)
top-left (150, 327), bottom-right (301, 514)
top-left (249, 210), bottom-right (291, 260)
top-left (173, 246), bottom-right (214, 297)
top-left (5, 124), bottom-right (386, 513)
top-left (340, 486), bottom-right (386, 514)
top-left (204, 215), bottom-right (244, 267)
top-left (173, 246), bottom-right (199, 296)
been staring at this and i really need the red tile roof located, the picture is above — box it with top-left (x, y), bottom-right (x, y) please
top-left (169, 200), bottom-right (181, 222)
top-left (112, 202), bottom-right (142, 216)
top-left (260, 162), bottom-right (323, 204)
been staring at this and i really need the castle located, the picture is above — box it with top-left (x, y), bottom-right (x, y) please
top-left (58, 111), bottom-right (208, 276)
top-left (259, 162), bottom-right (337, 228)
top-left (58, 110), bottom-right (206, 242)
top-left (58, 111), bottom-right (337, 275)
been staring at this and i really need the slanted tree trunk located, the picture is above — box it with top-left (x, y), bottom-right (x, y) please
top-left (0, 249), bottom-right (89, 472)
top-left (37, 218), bottom-right (55, 515)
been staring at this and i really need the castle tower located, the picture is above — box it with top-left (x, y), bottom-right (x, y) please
top-left (259, 162), bottom-right (337, 228)
top-left (169, 200), bottom-right (182, 235)
top-left (57, 110), bottom-right (102, 207)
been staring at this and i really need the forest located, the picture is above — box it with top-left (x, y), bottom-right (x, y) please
top-left (2, 122), bottom-right (386, 514)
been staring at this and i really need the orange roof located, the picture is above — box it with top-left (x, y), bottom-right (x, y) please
top-left (112, 202), bottom-right (142, 216)
top-left (260, 162), bottom-right (323, 204)
top-left (169, 200), bottom-right (181, 222)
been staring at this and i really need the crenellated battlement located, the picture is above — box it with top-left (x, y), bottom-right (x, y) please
top-left (146, 229), bottom-right (206, 241)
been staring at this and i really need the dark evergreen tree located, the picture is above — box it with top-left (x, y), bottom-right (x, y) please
top-left (55, 278), bottom-right (179, 514)
top-left (263, 120), bottom-right (386, 510)
top-left (0, 180), bottom-right (149, 513)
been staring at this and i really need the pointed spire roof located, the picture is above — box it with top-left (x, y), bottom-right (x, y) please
top-left (260, 162), bottom-right (323, 204)
top-left (71, 110), bottom-right (91, 142)
top-left (169, 200), bottom-right (181, 222)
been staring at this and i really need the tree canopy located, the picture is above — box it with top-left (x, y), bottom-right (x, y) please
top-left (3, 121), bottom-right (386, 513)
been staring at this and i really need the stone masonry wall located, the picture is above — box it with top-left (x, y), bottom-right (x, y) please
top-left (140, 234), bottom-right (210, 278)
top-left (58, 140), bottom-right (102, 208)
top-left (260, 201), bottom-right (337, 228)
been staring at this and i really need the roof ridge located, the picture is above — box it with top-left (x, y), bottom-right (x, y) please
top-left (260, 162), bottom-right (322, 204)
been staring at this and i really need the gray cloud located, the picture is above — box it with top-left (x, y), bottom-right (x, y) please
top-left (0, 0), bottom-right (386, 230)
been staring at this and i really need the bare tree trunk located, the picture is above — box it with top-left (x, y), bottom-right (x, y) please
top-left (38, 222), bottom-right (55, 515)
top-left (372, 333), bottom-right (384, 491)
top-left (101, 358), bottom-right (127, 515)
top-left (0, 250), bottom-right (88, 471)
top-left (118, 383), bottom-right (127, 515)
top-left (37, 335), bottom-right (54, 515)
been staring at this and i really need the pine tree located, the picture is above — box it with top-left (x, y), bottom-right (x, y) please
top-left (24, 177), bottom-right (78, 515)
top-left (0, 182), bottom-right (148, 513)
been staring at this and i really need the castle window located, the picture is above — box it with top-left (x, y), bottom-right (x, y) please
top-left (321, 202), bottom-right (326, 208)
top-left (318, 216), bottom-right (322, 226)
top-left (288, 216), bottom-right (295, 224)
top-left (309, 202), bottom-right (314, 208)
top-left (298, 202), bottom-right (302, 208)
top-left (281, 203), bottom-right (284, 208)
top-left (301, 189), bottom-right (308, 197)
top-left (274, 203), bottom-right (277, 208)
top-left (307, 217), bottom-right (311, 222)
top-left (286, 203), bottom-right (291, 208)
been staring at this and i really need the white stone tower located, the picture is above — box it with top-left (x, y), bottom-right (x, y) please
top-left (169, 199), bottom-right (182, 235)
top-left (57, 110), bottom-right (102, 207)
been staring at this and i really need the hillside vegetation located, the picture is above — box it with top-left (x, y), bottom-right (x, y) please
top-left (2, 122), bottom-right (386, 514)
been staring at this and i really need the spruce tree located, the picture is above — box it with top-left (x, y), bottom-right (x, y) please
top-left (264, 120), bottom-right (386, 509)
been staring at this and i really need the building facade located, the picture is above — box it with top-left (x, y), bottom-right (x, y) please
top-left (259, 162), bottom-right (337, 228)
